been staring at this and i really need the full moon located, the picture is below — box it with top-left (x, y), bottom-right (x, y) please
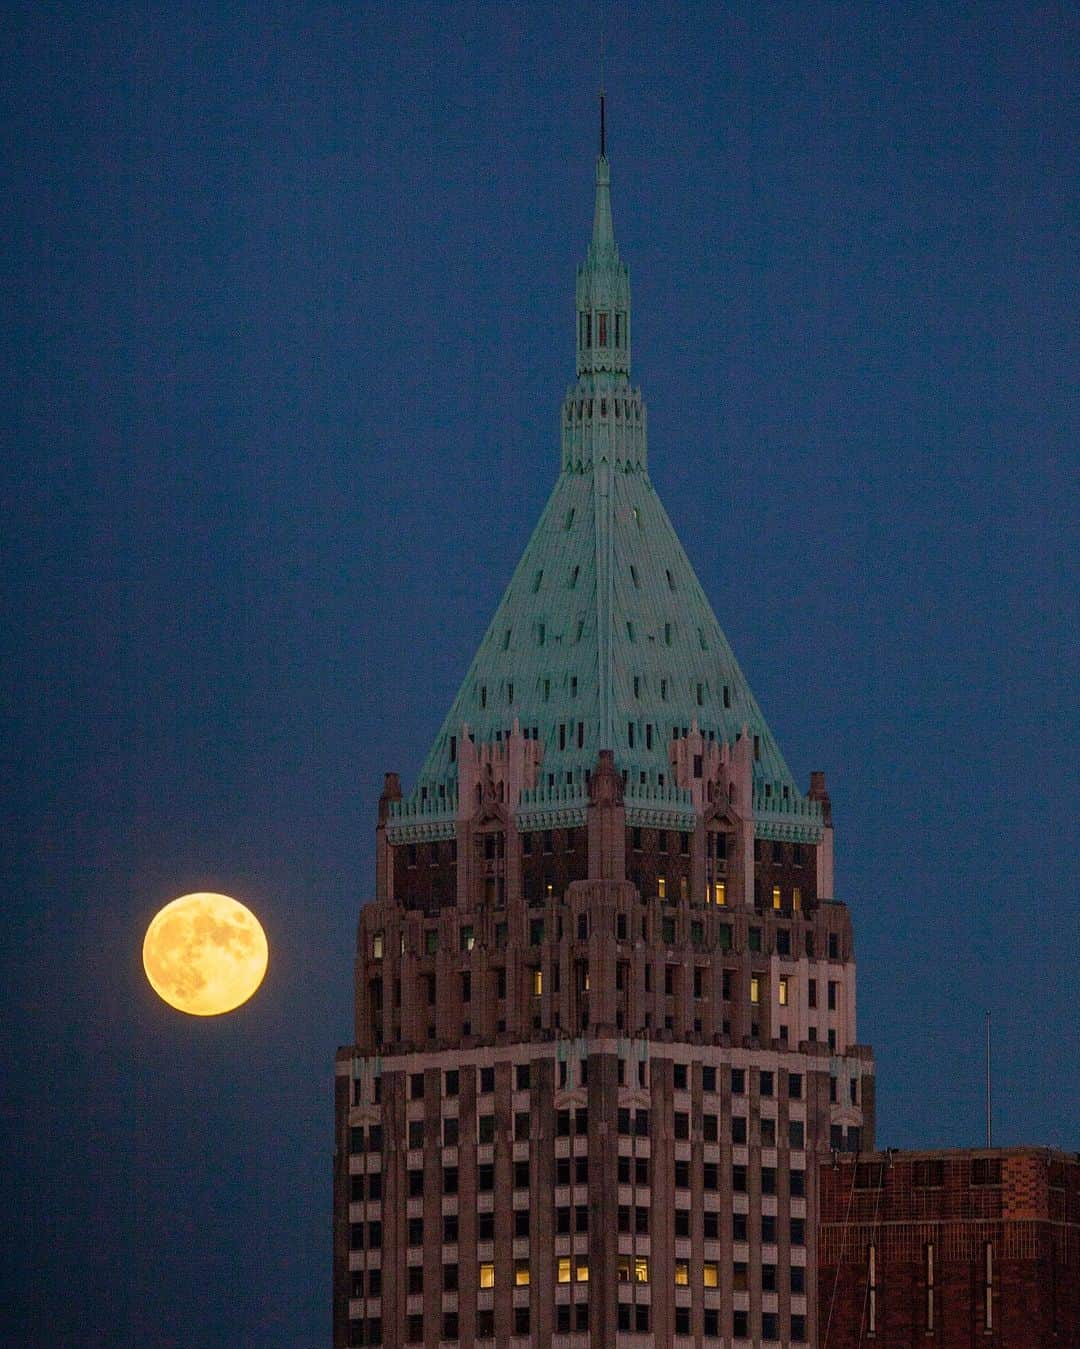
top-left (142, 892), bottom-right (268, 1016)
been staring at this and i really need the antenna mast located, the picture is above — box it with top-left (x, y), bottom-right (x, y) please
top-left (985, 1010), bottom-right (992, 1147)
top-left (598, 0), bottom-right (606, 156)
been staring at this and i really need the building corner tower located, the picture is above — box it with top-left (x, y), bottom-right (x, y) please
top-left (334, 118), bottom-right (875, 1349)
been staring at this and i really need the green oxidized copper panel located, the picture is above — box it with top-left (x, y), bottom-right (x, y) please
top-left (391, 152), bottom-right (821, 842)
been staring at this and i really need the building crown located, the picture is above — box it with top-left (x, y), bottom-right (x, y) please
top-left (389, 118), bottom-right (820, 843)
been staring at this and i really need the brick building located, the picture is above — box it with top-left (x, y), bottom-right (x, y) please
top-left (817, 1147), bottom-right (1080, 1347)
top-left (333, 107), bottom-right (875, 1348)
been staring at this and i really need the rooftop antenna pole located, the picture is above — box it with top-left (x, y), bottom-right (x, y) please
top-left (985, 1010), bottom-right (992, 1147)
top-left (599, 0), bottom-right (606, 156)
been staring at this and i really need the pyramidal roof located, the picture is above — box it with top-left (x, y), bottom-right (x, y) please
top-left (390, 127), bottom-right (822, 843)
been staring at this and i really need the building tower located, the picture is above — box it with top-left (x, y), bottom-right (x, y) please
top-left (334, 112), bottom-right (875, 1349)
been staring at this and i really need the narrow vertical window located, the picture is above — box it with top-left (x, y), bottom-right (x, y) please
top-left (772, 885), bottom-right (782, 910)
top-left (926, 1242), bottom-right (935, 1332)
top-left (714, 881), bottom-right (726, 906)
top-left (778, 977), bottom-right (789, 1006)
top-left (985, 1241), bottom-right (993, 1332)
top-left (585, 313), bottom-right (592, 348)
top-left (868, 1243), bottom-right (877, 1336)
top-left (614, 312), bottom-right (622, 347)
top-left (598, 312), bottom-right (608, 347)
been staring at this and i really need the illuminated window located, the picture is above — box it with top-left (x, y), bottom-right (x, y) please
top-left (460, 926), bottom-right (474, 952)
top-left (750, 976), bottom-right (760, 1004)
top-left (372, 932), bottom-right (384, 959)
top-left (793, 886), bottom-right (802, 911)
top-left (779, 977), bottom-right (789, 1007)
top-left (634, 1257), bottom-right (649, 1283)
top-left (772, 885), bottom-right (782, 910)
top-left (674, 1260), bottom-right (689, 1286)
top-left (532, 969), bottom-right (543, 997)
top-left (714, 881), bottom-right (726, 906)
top-left (515, 1260), bottom-right (530, 1287)
top-left (657, 876), bottom-right (666, 899)
top-left (557, 1257), bottom-right (571, 1284)
top-left (576, 1261), bottom-right (589, 1283)
top-left (479, 1262), bottom-right (494, 1289)
top-left (703, 1261), bottom-right (719, 1288)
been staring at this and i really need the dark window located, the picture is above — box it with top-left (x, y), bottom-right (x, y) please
top-left (972, 1157), bottom-right (1002, 1185)
top-left (791, 1168), bottom-right (806, 1195)
top-left (762, 1214), bottom-right (777, 1242)
top-left (759, 1070), bottom-right (774, 1097)
top-left (791, 1217), bottom-right (806, 1245)
top-left (731, 1067), bottom-right (745, 1094)
top-left (788, 1073), bottom-right (803, 1100)
top-left (443, 1264), bottom-right (458, 1292)
top-left (407, 1217), bottom-right (423, 1245)
top-left (673, 1063), bottom-right (688, 1090)
top-left (480, 1066), bottom-right (494, 1093)
top-left (674, 1111), bottom-right (690, 1140)
top-left (733, 1164), bottom-right (747, 1192)
top-left (732, 1115), bottom-right (747, 1144)
top-left (702, 1065), bottom-right (716, 1092)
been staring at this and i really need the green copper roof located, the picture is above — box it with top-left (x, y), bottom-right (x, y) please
top-left (391, 151), bottom-right (821, 841)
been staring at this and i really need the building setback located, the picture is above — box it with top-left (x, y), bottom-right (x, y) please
top-left (818, 1147), bottom-right (1080, 1347)
top-left (333, 112), bottom-right (875, 1348)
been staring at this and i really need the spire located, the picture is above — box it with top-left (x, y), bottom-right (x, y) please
top-left (591, 152), bottom-right (615, 255)
top-left (576, 93), bottom-right (630, 381)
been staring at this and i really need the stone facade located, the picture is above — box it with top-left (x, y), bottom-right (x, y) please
top-left (817, 1148), bottom-right (1080, 1347)
top-left (334, 114), bottom-right (874, 1348)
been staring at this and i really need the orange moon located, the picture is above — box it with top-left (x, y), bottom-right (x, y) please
top-left (142, 892), bottom-right (268, 1015)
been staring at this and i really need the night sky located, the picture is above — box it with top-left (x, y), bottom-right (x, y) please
top-left (3, 3), bottom-right (1076, 1345)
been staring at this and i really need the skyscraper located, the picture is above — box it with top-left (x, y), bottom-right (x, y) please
top-left (334, 113), bottom-right (875, 1348)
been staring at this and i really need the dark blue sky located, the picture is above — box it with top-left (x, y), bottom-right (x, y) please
top-left (3, 3), bottom-right (1076, 1345)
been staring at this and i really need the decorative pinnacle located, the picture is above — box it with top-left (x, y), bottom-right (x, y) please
top-left (600, 87), bottom-right (606, 157)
